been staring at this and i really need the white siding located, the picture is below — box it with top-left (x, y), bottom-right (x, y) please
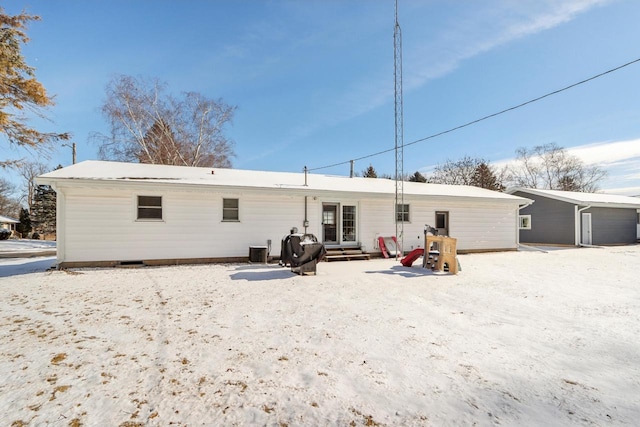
top-left (445, 202), bottom-right (518, 250)
top-left (359, 199), bottom-right (396, 252)
top-left (359, 197), bottom-right (517, 253)
top-left (58, 184), bottom-right (520, 264)
top-left (61, 186), bottom-right (309, 263)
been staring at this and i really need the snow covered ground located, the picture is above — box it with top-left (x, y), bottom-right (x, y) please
top-left (1, 246), bottom-right (639, 426)
top-left (0, 239), bottom-right (56, 258)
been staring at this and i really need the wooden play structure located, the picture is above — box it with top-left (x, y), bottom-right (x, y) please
top-left (423, 235), bottom-right (459, 274)
top-left (401, 228), bottom-right (459, 274)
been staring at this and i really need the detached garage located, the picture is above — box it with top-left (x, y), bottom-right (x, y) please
top-left (508, 187), bottom-right (640, 246)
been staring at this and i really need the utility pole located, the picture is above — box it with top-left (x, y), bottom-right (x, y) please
top-left (63, 142), bottom-right (77, 164)
top-left (394, 0), bottom-right (404, 258)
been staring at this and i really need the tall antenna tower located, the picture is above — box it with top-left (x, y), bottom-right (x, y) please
top-left (394, 0), bottom-right (404, 258)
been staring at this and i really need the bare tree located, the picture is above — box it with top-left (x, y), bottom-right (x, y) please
top-left (507, 143), bottom-right (606, 192)
top-left (429, 156), bottom-right (479, 185)
top-left (137, 119), bottom-right (180, 165)
top-left (428, 157), bottom-right (507, 190)
top-left (0, 178), bottom-right (21, 217)
top-left (96, 75), bottom-right (236, 167)
top-left (16, 160), bottom-right (48, 209)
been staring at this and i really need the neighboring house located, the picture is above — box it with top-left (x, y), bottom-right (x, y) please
top-left (508, 187), bottom-right (640, 246)
top-left (37, 160), bottom-right (531, 268)
top-left (0, 215), bottom-right (19, 232)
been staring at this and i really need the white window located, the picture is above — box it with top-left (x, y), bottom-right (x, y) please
top-left (223, 198), bottom-right (239, 221)
top-left (342, 205), bottom-right (356, 242)
top-left (396, 204), bottom-right (410, 222)
top-left (137, 196), bottom-right (162, 220)
top-left (519, 215), bottom-right (532, 230)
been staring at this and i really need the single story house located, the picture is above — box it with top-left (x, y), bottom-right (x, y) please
top-left (37, 160), bottom-right (532, 268)
top-left (508, 187), bottom-right (640, 246)
top-left (0, 215), bottom-right (19, 232)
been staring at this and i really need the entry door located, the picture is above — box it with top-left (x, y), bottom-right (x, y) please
top-left (322, 203), bottom-right (339, 243)
top-left (435, 211), bottom-right (449, 236)
top-left (581, 212), bottom-right (592, 245)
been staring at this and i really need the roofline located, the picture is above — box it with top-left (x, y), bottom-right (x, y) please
top-left (507, 187), bottom-right (640, 209)
top-left (40, 176), bottom-right (526, 204)
top-left (0, 217), bottom-right (19, 223)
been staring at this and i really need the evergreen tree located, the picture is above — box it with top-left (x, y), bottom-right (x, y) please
top-left (362, 165), bottom-right (378, 178)
top-left (471, 162), bottom-right (505, 191)
top-left (408, 171), bottom-right (427, 183)
top-left (16, 207), bottom-right (31, 236)
top-left (1, 8), bottom-right (69, 167)
top-left (31, 184), bottom-right (56, 238)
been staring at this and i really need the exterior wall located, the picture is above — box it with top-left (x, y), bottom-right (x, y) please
top-left (358, 197), bottom-right (518, 253)
top-left (513, 191), bottom-right (575, 245)
top-left (57, 183), bottom-right (521, 265)
top-left (59, 185), bottom-right (307, 264)
top-left (587, 207), bottom-right (638, 245)
top-left (358, 198), bottom-right (395, 252)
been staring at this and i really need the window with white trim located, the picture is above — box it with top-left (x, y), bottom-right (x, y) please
top-left (137, 196), bottom-right (163, 220)
top-left (342, 205), bottom-right (356, 242)
top-left (519, 215), bottom-right (532, 230)
top-left (222, 198), bottom-right (239, 221)
top-left (396, 204), bottom-right (410, 222)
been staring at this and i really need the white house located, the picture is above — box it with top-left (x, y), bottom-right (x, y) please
top-left (37, 160), bottom-right (531, 268)
top-left (0, 215), bottom-right (19, 232)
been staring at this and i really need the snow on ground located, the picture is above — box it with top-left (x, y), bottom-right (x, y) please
top-left (0, 239), bottom-right (56, 256)
top-left (1, 246), bottom-right (639, 426)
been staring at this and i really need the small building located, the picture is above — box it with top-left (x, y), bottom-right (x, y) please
top-left (0, 215), bottom-right (19, 232)
top-left (37, 160), bottom-right (531, 268)
top-left (508, 187), bottom-right (640, 246)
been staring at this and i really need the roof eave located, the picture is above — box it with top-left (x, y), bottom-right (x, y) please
top-left (38, 177), bottom-right (526, 203)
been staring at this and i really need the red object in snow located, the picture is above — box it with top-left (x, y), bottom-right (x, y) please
top-left (401, 248), bottom-right (424, 267)
top-left (378, 236), bottom-right (389, 258)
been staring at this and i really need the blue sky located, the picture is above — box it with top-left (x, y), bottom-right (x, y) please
top-left (3, 0), bottom-right (640, 195)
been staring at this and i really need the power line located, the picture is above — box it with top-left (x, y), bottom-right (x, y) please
top-left (308, 56), bottom-right (640, 173)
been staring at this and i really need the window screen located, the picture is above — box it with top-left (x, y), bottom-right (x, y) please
top-left (223, 198), bottom-right (239, 221)
top-left (137, 196), bottom-right (162, 220)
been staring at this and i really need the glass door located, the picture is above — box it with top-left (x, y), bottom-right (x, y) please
top-left (322, 203), bottom-right (338, 244)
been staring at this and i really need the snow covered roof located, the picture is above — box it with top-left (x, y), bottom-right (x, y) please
top-left (508, 187), bottom-right (640, 209)
top-left (0, 215), bottom-right (19, 224)
top-left (38, 160), bottom-right (529, 203)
